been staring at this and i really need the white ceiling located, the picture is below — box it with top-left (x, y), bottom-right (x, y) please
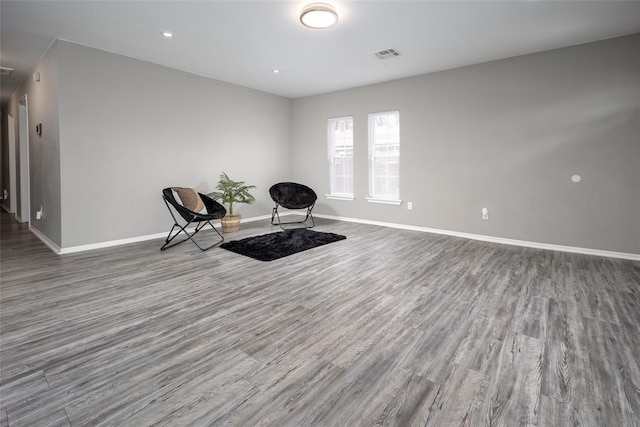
top-left (2, 1), bottom-right (640, 107)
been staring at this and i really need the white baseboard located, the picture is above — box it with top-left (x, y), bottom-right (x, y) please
top-left (237, 213), bottom-right (277, 224)
top-left (56, 214), bottom-right (276, 255)
top-left (59, 231), bottom-right (170, 255)
top-left (30, 225), bottom-right (62, 255)
top-left (31, 211), bottom-right (639, 261)
top-left (314, 213), bottom-right (640, 261)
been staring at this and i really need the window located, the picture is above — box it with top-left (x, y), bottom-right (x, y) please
top-left (368, 111), bottom-right (400, 202)
top-left (327, 116), bottom-right (354, 198)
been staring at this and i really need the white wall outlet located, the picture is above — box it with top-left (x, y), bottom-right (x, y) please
top-left (482, 207), bottom-right (489, 220)
top-left (36, 207), bottom-right (43, 220)
top-left (407, 201), bottom-right (413, 210)
top-left (2, 189), bottom-right (7, 200)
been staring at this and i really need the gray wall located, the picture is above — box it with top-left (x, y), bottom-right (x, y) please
top-left (0, 42), bottom-right (62, 244)
top-left (1, 35), bottom-right (637, 254)
top-left (56, 41), bottom-right (291, 247)
top-left (30, 41), bottom-right (62, 244)
top-left (292, 34), bottom-right (640, 254)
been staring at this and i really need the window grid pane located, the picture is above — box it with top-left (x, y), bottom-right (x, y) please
top-left (369, 111), bottom-right (400, 200)
top-left (328, 116), bottom-right (354, 196)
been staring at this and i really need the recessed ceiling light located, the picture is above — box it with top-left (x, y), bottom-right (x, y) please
top-left (272, 69), bottom-right (280, 74)
top-left (300, 3), bottom-right (338, 29)
top-left (162, 31), bottom-right (173, 38)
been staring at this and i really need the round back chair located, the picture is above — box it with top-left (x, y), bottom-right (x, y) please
top-left (269, 182), bottom-right (317, 229)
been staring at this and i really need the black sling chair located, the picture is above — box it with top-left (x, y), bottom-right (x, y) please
top-left (161, 188), bottom-right (226, 251)
top-left (269, 182), bottom-right (317, 229)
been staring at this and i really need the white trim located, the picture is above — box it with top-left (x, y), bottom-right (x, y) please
top-left (313, 213), bottom-right (640, 261)
top-left (275, 209), bottom-right (308, 215)
top-left (30, 225), bottom-right (62, 255)
top-left (7, 112), bottom-right (16, 214)
top-left (17, 96), bottom-right (30, 224)
top-left (54, 214), bottom-right (276, 255)
top-left (59, 231), bottom-right (174, 255)
top-left (365, 197), bottom-right (402, 205)
top-left (237, 213), bottom-right (277, 223)
top-left (368, 110), bottom-right (400, 201)
top-left (325, 194), bottom-right (355, 201)
top-left (328, 116), bottom-right (354, 197)
top-left (32, 211), bottom-right (639, 261)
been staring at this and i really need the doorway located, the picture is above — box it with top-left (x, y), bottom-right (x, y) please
top-left (18, 96), bottom-right (30, 224)
top-left (7, 113), bottom-right (17, 213)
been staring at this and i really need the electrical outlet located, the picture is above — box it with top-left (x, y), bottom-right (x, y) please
top-left (36, 207), bottom-right (43, 220)
top-left (407, 202), bottom-right (413, 210)
top-left (482, 208), bottom-right (489, 220)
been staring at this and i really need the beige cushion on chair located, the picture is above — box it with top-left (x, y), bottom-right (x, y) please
top-left (172, 187), bottom-right (206, 213)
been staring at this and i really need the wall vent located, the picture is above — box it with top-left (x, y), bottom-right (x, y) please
top-left (374, 48), bottom-right (401, 60)
top-left (0, 66), bottom-right (14, 76)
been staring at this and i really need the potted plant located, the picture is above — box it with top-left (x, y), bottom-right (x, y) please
top-left (208, 172), bottom-right (256, 233)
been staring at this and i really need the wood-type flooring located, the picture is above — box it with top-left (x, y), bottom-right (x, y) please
top-left (1, 211), bottom-right (639, 426)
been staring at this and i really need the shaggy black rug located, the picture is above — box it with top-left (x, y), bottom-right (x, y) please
top-left (220, 229), bottom-right (346, 261)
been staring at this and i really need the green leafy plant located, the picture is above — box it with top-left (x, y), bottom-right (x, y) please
top-left (208, 172), bottom-right (256, 216)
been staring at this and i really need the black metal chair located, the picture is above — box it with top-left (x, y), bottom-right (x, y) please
top-left (269, 182), bottom-right (317, 229)
top-left (161, 187), bottom-right (226, 251)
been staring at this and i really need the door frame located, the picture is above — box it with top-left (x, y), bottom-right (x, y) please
top-left (18, 95), bottom-right (30, 224)
top-left (7, 112), bottom-right (17, 214)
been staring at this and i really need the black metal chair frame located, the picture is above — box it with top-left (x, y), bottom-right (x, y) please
top-left (269, 182), bottom-right (317, 230)
top-left (161, 188), bottom-right (226, 251)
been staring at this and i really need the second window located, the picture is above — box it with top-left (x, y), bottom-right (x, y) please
top-left (368, 111), bottom-right (400, 201)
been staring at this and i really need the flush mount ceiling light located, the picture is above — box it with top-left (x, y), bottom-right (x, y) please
top-left (300, 3), bottom-right (338, 29)
top-left (162, 31), bottom-right (173, 38)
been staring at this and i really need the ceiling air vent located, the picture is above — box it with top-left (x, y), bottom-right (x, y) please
top-left (374, 48), bottom-right (401, 60)
top-left (0, 66), bottom-right (14, 76)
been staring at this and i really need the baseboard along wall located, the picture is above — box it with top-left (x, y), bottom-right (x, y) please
top-left (27, 211), bottom-right (639, 261)
top-left (312, 214), bottom-right (640, 262)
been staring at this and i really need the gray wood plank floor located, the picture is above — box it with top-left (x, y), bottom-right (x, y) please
top-left (1, 211), bottom-right (639, 426)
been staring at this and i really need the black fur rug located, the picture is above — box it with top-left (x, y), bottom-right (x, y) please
top-left (220, 229), bottom-right (346, 261)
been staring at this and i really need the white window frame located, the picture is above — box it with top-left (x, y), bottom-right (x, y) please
top-left (367, 111), bottom-right (401, 204)
top-left (326, 116), bottom-right (355, 200)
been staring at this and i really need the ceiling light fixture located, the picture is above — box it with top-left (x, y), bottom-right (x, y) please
top-left (300, 3), bottom-right (338, 29)
top-left (162, 31), bottom-right (173, 38)
top-left (272, 69), bottom-right (280, 74)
